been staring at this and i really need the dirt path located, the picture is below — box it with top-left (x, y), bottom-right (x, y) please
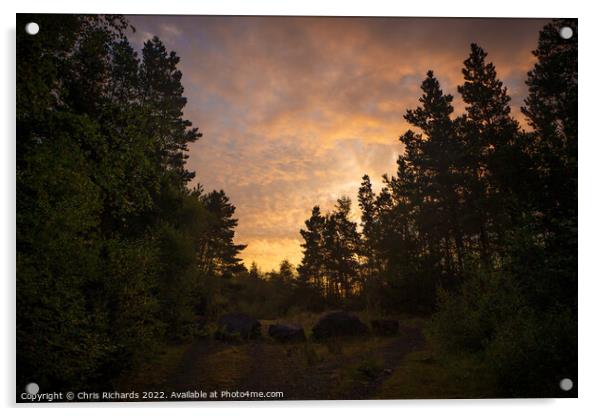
top-left (334, 326), bottom-right (424, 400)
top-left (164, 324), bottom-right (424, 400)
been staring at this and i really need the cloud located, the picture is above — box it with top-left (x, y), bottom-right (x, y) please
top-left (159, 24), bottom-right (182, 39)
top-left (128, 16), bottom-right (549, 270)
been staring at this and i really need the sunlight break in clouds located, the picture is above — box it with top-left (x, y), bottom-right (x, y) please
top-left (128, 16), bottom-right (548, 271)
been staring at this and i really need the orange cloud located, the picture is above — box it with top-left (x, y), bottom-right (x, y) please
top-left (129, 16), bottom-right (549, 270)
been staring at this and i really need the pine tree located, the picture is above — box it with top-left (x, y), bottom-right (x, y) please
top-left (140, 36), bottom-right (201, 184)
top-left (249, 262), bottom-right (260, 279)
top-left (298, 206), bottom-right (326, 290)
top-left (323, 197), bottom-right (361, 300)
top-left (520, 19), bottom-right (577, 310)
top-left (402, 70), bottom-right (466, 277)
top-left (358, 175), bottom-right (376, 237)
top-left (522, 19), bottom-right (577, 232)
top-left (457, 44), bottom-right (522, 263)
top-left (357, 174), bottom-right (378, 282)
top-left (197, 190), bottom-right (247, 277)
top-left (278, 259), bottom-right (295, 283)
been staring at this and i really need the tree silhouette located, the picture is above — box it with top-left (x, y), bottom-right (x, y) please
top-left (16, 14), bottom-right (245, 391)
top-left (140, 36), bottom-right (201, 185)
top-left (457, 44), bottom-right (523, 264)
top-left (17, 13), bottom-right (577, 398)
top-left (298, 206), bottom-right (326, 290)
top-left (197, 190), bottom-right (247, 278)
top-left (278, 260), bottom-right (296, 283)
top-left (249, 261), bottom-right (260, 279)
top-left (402, 70), bottom-right (466, 281)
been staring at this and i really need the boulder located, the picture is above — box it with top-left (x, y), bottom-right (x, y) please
top-left (268, 323), bottom-right (306, 343)
top-left (371, 319), bottom-right (399, 336)
top-left (312, 311), bottom-right (369, 339)
top-left (215, 313), bottom-right (261, 340)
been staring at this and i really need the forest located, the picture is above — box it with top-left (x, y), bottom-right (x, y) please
top-left (17, 14), bottom-right (576, 399)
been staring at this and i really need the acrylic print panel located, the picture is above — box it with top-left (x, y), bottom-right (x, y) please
top-left (16, 14), bottom-right (577, 402)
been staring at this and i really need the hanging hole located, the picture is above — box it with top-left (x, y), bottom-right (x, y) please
top-left (25, 382), bottom-right (39, 394)
top-left (25, 22), bottom-right (39, 36)
top-left (559, 26), bottom-right (573, 40)
top-left (559, 378), bottom-right (573, 391)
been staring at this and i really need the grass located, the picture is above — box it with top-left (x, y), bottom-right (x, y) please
top-left (319, 336), bottom-right (394, 398)
top-left (199, 345), bottom-right (252, 388)
top-left (375, 347), bottom-right (498, 399)
top-left (120, 311), bottom-right (496, 400)
top-left (115, 343), bottom-right (190, 391)
top-left (346, 354), bottom-right (385, 382)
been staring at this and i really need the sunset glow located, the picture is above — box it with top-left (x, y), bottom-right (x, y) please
top-left (129, 16), bottom-right (547, 271)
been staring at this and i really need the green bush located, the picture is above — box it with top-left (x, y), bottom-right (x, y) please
top-left (429, 268), bottom-right (577, 397)
top-left (429, 269), bottom-right (524, 353)
top-left (485, 305), bottom-right (577, 397)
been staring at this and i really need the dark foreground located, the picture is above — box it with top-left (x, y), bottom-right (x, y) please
top-left (161, 325), bottom-right (424, 401)
top-left (18, 313), bottom-right (576, 402)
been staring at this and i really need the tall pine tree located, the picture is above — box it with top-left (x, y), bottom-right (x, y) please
top-left (457, 44), bottom-right (522, 263)
top-left (197, 190), bottom-right (247, 278)
top-left (298, 206), bottom-right (326, 290)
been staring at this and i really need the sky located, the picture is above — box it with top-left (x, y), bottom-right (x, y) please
top-left (128, 15), bottom-right (549, 271)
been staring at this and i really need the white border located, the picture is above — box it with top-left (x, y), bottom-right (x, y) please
top-left (2, 1), bottom-right (600, 415)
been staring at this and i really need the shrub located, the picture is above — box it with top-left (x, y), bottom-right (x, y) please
top-left (485, 305), bottom-right (577, 397)
top-left (429, 268), bottom-right (577, 397)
